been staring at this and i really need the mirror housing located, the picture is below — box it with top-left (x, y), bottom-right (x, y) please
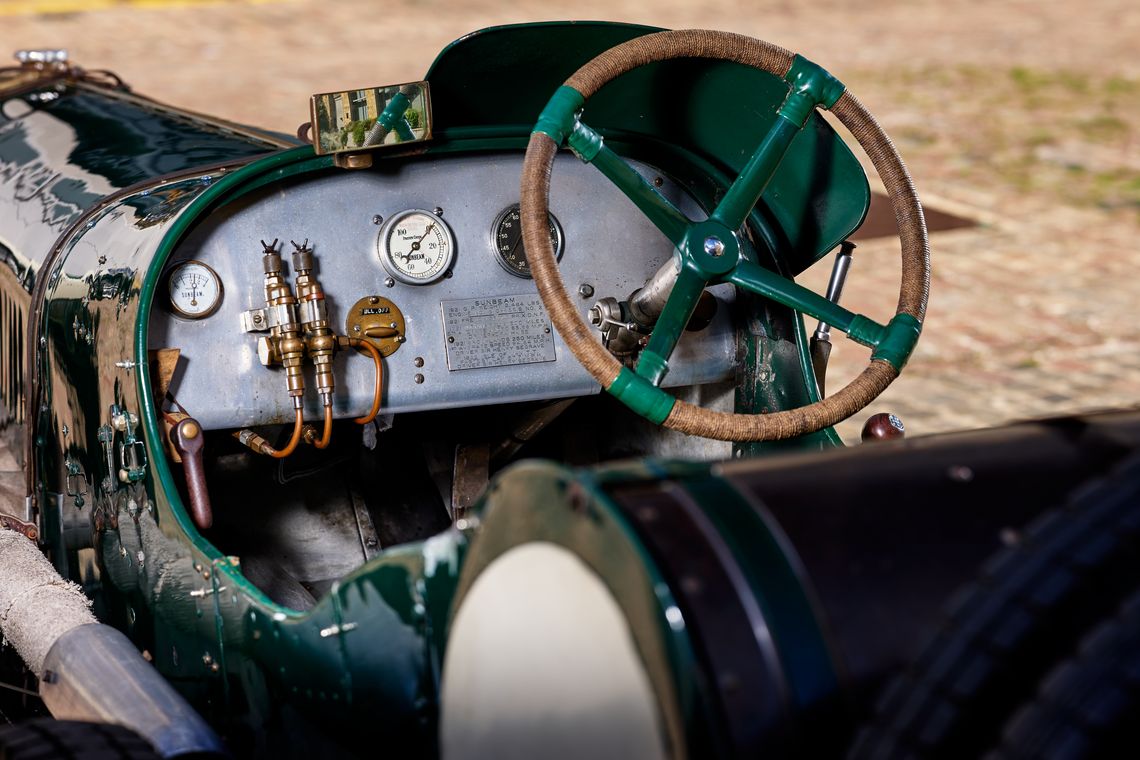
top-left (309, 81), bottom-right (432, 156)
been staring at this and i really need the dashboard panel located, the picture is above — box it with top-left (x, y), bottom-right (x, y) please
top-left (150, 153), bottom-right (737, 431)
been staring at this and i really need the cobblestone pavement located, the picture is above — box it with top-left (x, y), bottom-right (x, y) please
top-left (1, 0), bottom-right (1137, 444)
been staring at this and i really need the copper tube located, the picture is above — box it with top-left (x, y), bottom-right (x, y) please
top-left (234, 408), bottom-right (304, 458)
top-left (313, 403), bottom-right (334, 449)
top-left (270, 409), bottom-right (305, 458)
top-left (350, 338), bottom-right (383, 425)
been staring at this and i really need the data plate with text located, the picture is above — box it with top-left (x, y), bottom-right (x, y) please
top-left (441, 294), bottom-right (557, 371)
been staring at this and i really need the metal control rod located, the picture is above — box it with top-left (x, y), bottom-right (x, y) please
top-left (810, 240), bottom-right (856, 397)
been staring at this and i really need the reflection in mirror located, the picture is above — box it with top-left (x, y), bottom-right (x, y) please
top-left (309, 81), bottom-right (431, 156)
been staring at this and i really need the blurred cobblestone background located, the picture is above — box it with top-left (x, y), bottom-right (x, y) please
top-left (1, 0), bottom-right (1137, 443)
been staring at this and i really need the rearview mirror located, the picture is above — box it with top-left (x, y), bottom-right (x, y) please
top-left (309, 81), bottom-right (432, 156)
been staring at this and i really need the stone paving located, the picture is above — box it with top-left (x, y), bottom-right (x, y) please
top-left (0, 0), bottom-right (1137, 445)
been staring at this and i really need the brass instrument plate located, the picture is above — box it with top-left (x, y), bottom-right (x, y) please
top-left (345, 296), bottom-right (405, 357)
top-left (441, 294), bottom-right (556, 371)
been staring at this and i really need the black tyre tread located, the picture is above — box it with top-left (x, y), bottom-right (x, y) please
top-left (991, 588), bottom-right (1140, 760)
top-left (848, 451), bottom-right (1140, 760)
top-left (0, 720), bottom-right (159, 760)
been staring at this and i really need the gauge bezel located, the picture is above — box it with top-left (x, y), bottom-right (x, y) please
top-left (376, 208), bottom-right (457, 285)
top-left (166, 259), bottom-right (223, 319)
top-left (490, 203), bottom-right (564, 279)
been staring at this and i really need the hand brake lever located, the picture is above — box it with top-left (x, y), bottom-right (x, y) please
top-left (169, 416), bottom-right (213, 530)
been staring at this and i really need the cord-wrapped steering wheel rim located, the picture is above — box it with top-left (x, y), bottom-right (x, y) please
top-left (520, 29), bottom-right (930, 441)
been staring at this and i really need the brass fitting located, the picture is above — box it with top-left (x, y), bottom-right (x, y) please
top-left (260, 240), bottom-right (306, 401)
top-left (291, 240), bottom-right (337, 408)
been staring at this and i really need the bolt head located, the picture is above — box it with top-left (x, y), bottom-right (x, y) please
top-left (578, 283), bottom-right (595, 298)
top-left (703, 236), bottom-right (725, 257)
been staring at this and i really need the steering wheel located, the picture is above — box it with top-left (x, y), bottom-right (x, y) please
top-left (520, 30), bottom-right (930, 441)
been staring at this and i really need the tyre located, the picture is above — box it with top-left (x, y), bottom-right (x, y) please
top-left (991, 589), bottom-right (1140, 760)
top-left (849, 451), bottom-right (1140, 759)
top-left (0, 719), bottom-right (160, 760)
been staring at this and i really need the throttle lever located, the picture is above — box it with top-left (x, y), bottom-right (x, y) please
top-left (169, 417), bottom-right (213, 530)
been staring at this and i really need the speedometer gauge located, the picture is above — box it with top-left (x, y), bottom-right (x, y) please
top-left (377, 209), bottom-right (456, 285)
top-left (491, 203), bottom-right (563, 279)
top-left (167, 260), bottom-right (222, 319)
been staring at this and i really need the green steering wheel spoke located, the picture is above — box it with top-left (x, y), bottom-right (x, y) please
top-left (635, 266), bottom-right (709, 386)
top-left (709, 114), bottom-right (804, 231)
top-left (567, 121), bottom-right (691, 247)
top-left (727, 260), bottom-right (886, 347)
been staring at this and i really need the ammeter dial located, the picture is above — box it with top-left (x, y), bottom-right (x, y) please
top-left (377, 209), bottom-right (456, 285)
top-left (491, 203), bottom-right (563, 279)
top-left (167, 260), bottom-right (223, 319)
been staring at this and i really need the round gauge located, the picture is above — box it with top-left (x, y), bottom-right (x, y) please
top-left (377, 209), bottom-right (456, 285)
top-left (491, 204), bottom-right (563, 279)
top-left (167, 260), bottom-right (223, 319)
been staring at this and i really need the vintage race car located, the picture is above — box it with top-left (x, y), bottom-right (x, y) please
top-left (1, 21), bottom-right (1138, 760)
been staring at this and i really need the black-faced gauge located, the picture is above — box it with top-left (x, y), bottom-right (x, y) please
top-left (377, 208), bottom-right (456, 285)
top-left (491, 203), bottom-right (563, 279)
top-left (167, 260), bottom-right (223, 319)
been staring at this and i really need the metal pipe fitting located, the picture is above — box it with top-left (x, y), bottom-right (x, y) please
top-left (40, 624), bottom-right (227, 758)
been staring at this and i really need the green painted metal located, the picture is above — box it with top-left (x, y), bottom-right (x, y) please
top-left (570, 124), bottom-right (690, 246)
top-left (710, 117), bottom-right (802, 231)
top-left (532, 84), bottom-right (585, 144)
top-left (727, 260), bottom-right (884, 341)
top-left (425, 21), bottom-right (870, 276)
top-left (780, 55), bottom-right (846, 127)
top-left (607, 367), bottom-right (676, 424)
top-left (457, 460), bottom-right (709, 756)
top-left (636, 267), bottom-right (707, 385)
top-left (378, 90), bottom-right (413, 137)
top-left (871, 313), bottom-right (923, 371)
top-left (676, 475), bottom-right (842, 715)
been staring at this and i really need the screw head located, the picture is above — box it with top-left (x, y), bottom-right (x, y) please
top-left (703, 236), bottom-right (725, 257)
top-left (414, 373), bottom-right (425, 384)
top-left (384, 277), bottom-right (395, 288)
top-left (578, 283), bottom-right (594, 298)
top-left (372, 215), bottom-right (383, 225)
top-left (433, 207), bottom-right (444, 217)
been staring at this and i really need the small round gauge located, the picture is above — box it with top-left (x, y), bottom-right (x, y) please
top-left (491, 204), bottom-right (563, 279)
top-left (377, 209), bottom-right (456, 285)
top-left (167, 260), bottom-right (222, 319)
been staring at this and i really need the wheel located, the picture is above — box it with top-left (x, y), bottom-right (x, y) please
top-left (520, 29), bottom-right (930, 441)
top-left (0, 719), bottom-right (160, 760)
top-left (992, 588), bottom-right (1140, 759)
top-left (849, 451), bottom-right (1140, 758)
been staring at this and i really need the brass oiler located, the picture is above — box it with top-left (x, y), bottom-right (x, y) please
top-left (344, 296), bottom-right (406, 357)
top-left (291, 241), bottom-right (336, 403)
top-left (259, 240), bottom-right (306, 407)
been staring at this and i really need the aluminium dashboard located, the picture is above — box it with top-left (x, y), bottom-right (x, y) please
top-left (150, 153), bottom-right (737, 431)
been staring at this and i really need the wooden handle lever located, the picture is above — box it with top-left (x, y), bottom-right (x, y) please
top-left (170, 417), bottom-right (213, 530)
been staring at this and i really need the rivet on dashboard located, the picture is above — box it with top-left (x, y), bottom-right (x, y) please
top-left (433, 207), bottom-right (443, 217)
top-left (372, 215), bottom-right (383, 225)
top-left (414, 374), bottom-right (425, 384)
top-left (414, 357), bottom-right (424, 368)
top-left (447, 335), bottom-right (455, 344)
top-left (384, 277), bottom-right (395, 288)
top-left (653, 176), bottom-right (664, 187)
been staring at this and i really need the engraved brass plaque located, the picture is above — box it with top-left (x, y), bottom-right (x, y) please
top-left (345, 296), bottom-right (405, 357)
top-left (441, 294), bottom-right (556, 371)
